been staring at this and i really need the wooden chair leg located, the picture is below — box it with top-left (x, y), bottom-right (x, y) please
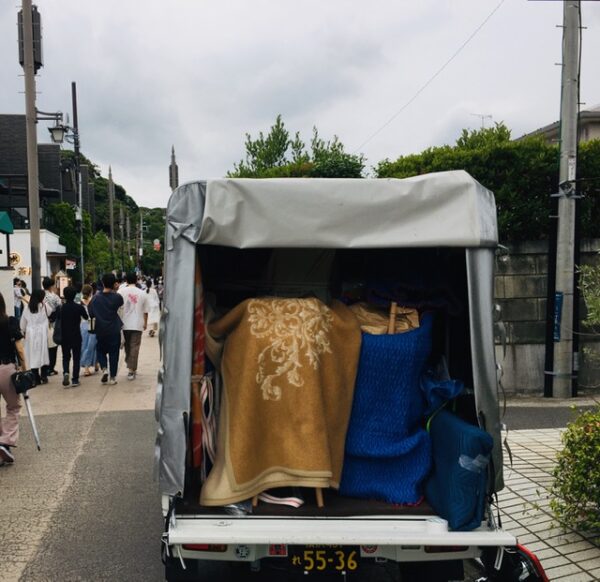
top-left (252, 495), bottom-right (259, 508)
top-left (315, 488), bottom-right (324, 508)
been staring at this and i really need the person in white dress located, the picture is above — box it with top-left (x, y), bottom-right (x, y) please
top-left (20, 289), bottom-right (50, 384)
top-left (145, 278), bottom-right (161, 337)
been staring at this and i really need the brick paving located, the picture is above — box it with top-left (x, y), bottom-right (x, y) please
top-left (498, 429), bottom-right (600, 581)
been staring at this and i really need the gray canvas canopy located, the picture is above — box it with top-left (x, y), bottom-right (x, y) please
top-left (156, 170), bottom-right (503, 495)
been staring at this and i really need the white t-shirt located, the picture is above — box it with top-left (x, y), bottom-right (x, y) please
top-left (118, 285), bottom-right (149, 331)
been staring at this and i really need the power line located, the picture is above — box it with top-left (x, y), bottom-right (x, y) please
top-left (354, 0), bottom-right (507, 153)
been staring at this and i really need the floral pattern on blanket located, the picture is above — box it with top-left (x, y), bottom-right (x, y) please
top-left (248, 298), bottom-right (334, 400)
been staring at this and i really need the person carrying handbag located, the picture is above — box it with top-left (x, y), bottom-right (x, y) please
top-left (0, 291), bottom-right (28, 465)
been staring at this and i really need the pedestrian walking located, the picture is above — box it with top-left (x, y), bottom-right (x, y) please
top-left (146, 278), bottom-right (160, 337)
top-left (42, 277), bottom-right (61, 377)
top-left (13, 277), bottom-right (25, 321)
top-left (118, 272), bottom-right (148, 380)
top-left (20, 289), bottom-right (49, 385)
top-left (80, 284), bottom-right (97, 377)
top-left (0, 291), bottom-right (28, 466)
top-left (88, 273), bottom-right (123, 385)
top-left (59, 286), bottom-right (88, 388)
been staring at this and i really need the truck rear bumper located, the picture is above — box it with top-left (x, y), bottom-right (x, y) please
top-left (167, 513), bottom-right (516, 562)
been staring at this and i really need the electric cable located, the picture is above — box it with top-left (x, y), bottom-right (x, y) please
top-left (354, 0), bottom-right (507, 153)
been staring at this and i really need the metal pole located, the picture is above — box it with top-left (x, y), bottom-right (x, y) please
top-left (71, 81), bottom-right (84, 283)
top-left (22, 0), bottom-right (41, 290)
top-left (552, 0), bottom-right (581, 398)
top-left (108, 166), bottom-right (115, 269)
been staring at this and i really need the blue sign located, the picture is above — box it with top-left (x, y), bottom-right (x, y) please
top-left (553, 292), bottom-right (563, 341)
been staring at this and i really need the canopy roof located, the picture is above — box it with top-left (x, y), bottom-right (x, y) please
top-left (167, 170), bottom-right (497, 249)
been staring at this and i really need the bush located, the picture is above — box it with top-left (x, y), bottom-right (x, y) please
top-left (550, 406), bottom-right (600, 537)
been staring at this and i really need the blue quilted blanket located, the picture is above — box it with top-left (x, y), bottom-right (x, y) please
top-left (340, 313), bottom-right (433, 504)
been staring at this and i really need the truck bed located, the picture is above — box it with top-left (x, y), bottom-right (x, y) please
top-left (176, 489), bottom-right (435, 518)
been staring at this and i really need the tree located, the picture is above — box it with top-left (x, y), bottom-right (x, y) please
top-left (86, 231), bottom-right (112, 280)
top-left (229, 115), bottom-right (365, 178)
top-left (376, 123), bottom-right (600, 242)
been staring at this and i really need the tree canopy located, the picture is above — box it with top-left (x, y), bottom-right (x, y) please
top-left (229, 115), bottom-right (365, 178)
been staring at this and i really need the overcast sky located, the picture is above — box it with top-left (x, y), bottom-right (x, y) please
top-left (1, 1), bottom-right (599, 208)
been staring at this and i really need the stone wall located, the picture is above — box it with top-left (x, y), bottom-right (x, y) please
top-left (494, 239), bottom-right (600, 393)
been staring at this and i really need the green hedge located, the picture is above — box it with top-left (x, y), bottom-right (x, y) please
top-left (377, 136), bottom-right (600, 242)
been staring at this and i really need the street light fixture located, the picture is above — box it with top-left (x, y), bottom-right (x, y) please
top-left (35, 104), bottom-right (85, 282)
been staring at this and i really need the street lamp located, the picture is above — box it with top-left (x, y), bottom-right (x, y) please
top-left (35, 103), bottom-right (85, 283)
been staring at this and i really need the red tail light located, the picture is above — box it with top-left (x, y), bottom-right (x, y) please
top-left (424, 545), bottom-right (468, 553)
top-left (182, 544), bottom-right (228, 552)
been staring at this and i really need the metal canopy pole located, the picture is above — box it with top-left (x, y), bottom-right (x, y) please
top-left (552, 1), bottom-right (581, 398)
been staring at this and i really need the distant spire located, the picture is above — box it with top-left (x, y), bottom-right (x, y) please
top-left (169, 145), bottom-right (179, 192)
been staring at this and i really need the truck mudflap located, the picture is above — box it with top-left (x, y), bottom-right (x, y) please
top-left (165, 513), bottom-right (517, 566)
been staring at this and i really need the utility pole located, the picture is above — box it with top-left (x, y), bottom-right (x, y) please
top-left (119, 204), bottom-right (125, 274)
top-left (126, 211), bottom-right (131, 263)
top-left (552, 1), bottom-right (581, 398)
top-left (108, 166), bottom-right (115, 269)
top-left (71, 81), bottom-right (84, 283)
top-left (21, 0), bottom-right (41, 289)
top-left (138, 210), bottom-right (144, 272)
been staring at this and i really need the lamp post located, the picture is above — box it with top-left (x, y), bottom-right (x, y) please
top-left (37, 98), bottom-right (85, 284)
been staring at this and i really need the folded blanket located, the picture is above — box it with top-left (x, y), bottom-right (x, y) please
top-left (200, 298), bottom-right (361, 506)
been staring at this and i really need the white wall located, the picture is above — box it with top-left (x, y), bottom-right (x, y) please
top-left (9, 229), bottom-right (66, 289)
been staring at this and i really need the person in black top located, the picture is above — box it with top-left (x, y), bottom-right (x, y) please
top-left (0, 291), bottom-right (28, 465)
top-left (59, 286), bottom-right (88, 388)
top-left (88, 273), bottom-right (124, 385)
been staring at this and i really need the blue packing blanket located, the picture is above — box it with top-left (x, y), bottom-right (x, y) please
top-left (340, 313), bottom-right (433, 504)
top-left (425, 409), bottom-right (493, 531)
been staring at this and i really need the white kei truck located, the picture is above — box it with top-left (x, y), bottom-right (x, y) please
top-left (156, 172), bottom-right (549, 581)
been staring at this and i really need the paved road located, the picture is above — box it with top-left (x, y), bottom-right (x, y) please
top-left (1, 334), bottom-right (165, 582)
top-left (1, 333), bottom-right (598, 581)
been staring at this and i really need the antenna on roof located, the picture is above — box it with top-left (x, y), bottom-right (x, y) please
top-left (469, 113), bottom-right (493, 129)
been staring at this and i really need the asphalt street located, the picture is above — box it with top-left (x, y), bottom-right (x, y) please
top-left (1, 334), bottom-right (165, 582)
top-left (1, 333), bottom-right (597, 581)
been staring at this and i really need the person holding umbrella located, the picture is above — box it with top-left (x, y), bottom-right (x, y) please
top-left (0, 291), bottom-right (27, 465)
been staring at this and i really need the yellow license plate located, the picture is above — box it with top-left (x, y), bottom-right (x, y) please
top-left (289, 545), bottom-right (360, 572)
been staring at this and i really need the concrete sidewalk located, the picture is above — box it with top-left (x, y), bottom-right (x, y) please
top-left (498, 428), bottom-right (600, 581)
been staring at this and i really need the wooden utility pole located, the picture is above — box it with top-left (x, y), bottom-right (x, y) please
top-left (108, 166), bottom-right (115, 269)
top-left (21, 0), bottom-right (42, 289)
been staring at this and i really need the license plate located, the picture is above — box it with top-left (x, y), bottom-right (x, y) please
top-left (288, 545), bottom-right (360, 572)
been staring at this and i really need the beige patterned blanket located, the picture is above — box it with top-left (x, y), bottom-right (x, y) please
top-left (200, 298), bottom-right (361, 506)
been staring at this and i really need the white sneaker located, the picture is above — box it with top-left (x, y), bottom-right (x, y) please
top-left (101, 370), bottom-right (109, 384)
top-left (108, 378), bottom-right (118, 385)
top-left (127, 371), bottom-right (136, 381)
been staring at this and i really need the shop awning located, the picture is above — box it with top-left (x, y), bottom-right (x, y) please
top-left (0, 212), bottom-right (14, 235)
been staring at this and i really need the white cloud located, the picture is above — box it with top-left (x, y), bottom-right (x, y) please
top-left (1, 0), bottom-right (599, 207)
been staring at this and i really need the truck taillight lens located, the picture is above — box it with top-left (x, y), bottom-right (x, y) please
top-left (182, 544), bottom-right (228, 552)
top-left (424, 545), bottom-right (468, 553)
